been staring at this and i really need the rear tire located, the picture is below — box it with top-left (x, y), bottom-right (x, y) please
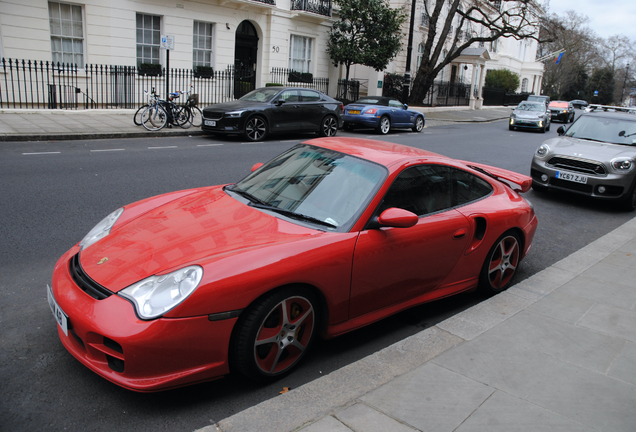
top-left (231, 287), bottom-right (318, 381)
top-left (141, 105), bottom-right (167, 131)
top-left (412, 116), bottom-right (424, 132)
top-left (319, 115), bottom-right (338, 137)
top-left (189, 106), bottom-right (203, 128)
top-left (376, 116), bottom-right (390, 135)
top-left (479, 232), bottom-right (521, 296)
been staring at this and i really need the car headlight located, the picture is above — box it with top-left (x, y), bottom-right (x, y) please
top-left (225, 110), bottom-right (246, 118)
top-left (79, 208), bottom-right (124, 250)
top-left (119, 266), bottom-right (204, 320)
top-left (611, 158), bottom-right (633, 171)
top-left (535, 144), bottom-right (550, 158)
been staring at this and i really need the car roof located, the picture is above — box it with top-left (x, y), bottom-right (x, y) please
top-left (354, 96), bottom-right (396, 105)
top-left (303, 137), bottom-right (445, 167)
top-left (519, 101), bottom-right (544, 106)
top-left (580, 111), bottom-right (636, 121)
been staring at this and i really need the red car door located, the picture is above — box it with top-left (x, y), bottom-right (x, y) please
top-left (350, 209), bottom-right (470, 318)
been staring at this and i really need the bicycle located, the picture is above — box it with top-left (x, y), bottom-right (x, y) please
top-left (139, 88), bottom-right (190, 131)
top-left (182, 86), bottom-right (202, 128)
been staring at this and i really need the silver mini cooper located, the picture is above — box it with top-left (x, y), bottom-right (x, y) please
top-left (530, 111), bottom-right (636, 210)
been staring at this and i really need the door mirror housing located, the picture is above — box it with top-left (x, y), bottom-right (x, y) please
top-left (376, 208), bottom-right (418, 228)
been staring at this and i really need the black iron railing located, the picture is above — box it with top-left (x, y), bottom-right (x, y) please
top-left (422, 81), bottom-right (471, 107)
top-left (269, 68), bottom-right (329, 94)
top-left (0, 58), bottom-right (259, 109)
top-left (482, 86), bottom-right (531, 106)
top-left (290, 0), bottom-right (331, 16)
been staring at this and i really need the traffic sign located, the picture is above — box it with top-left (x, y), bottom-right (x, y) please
top-left (161, 35), bottom-right (175, 50)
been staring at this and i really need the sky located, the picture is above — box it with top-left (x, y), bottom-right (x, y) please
top-left (545, 0), bottom-right (636, 41)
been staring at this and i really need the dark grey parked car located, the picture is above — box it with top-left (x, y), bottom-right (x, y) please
top-left (531, 111), bottom-right (636, 210)
top-left (509, 101), bottom-right (551, 132)
top-left (202, 87), bottom-right (344, 141)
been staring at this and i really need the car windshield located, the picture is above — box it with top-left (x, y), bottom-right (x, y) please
top-left (517, 103), bottom-right (544, 112)
top-left (565, 115), bottom-right (636, 145)
top-left (239, 88), bottom-right (282, 102)
top-left (233, 145), bottom-right (387, 231)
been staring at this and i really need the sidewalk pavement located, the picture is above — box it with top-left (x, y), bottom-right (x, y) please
top-left (203, 216), bottom-right (636, 432)
top-left (0, 106), bottom-right (513, 142)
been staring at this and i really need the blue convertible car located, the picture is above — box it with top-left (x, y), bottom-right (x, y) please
top-left (343, 97), bottom-right (425, 134)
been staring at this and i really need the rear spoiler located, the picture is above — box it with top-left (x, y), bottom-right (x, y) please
top-left (461, 161), bottom-right (532, 193)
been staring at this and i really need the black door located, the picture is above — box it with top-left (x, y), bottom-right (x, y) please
top-left (234, 21), bottom-right (258, 99)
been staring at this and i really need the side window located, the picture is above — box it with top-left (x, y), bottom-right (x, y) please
top-left (388, 100), bottom-right (403, 108)
top-left (379, 165), bottom-right (492, 216)
top-left (299, 90), bottom-right (320, 102)
top-left (279, 90), bottom-right (300, 102)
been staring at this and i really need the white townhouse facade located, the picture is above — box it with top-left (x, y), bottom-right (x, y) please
top-left (0, 0), bottom-right (341, 90)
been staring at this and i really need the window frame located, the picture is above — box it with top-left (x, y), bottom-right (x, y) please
top-left (48, 1), bottom-right (85, 66)
top-left (136, 13), bottom-right (162, 66)
top-left (289, 34), bottom-right (313, 73)
top-left (193, 21), bottom-right (214, 68)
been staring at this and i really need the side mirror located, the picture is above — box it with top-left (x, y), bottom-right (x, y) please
top-left (275, 99), bottom-right (285, 106)
top-left (403, 104), bottom-right (408, 110)
top-left (251, 162), bottom-right (264, 172)
top-left (376, 208), bottom-right (418, 228)
top-left (557, 126), bottom-right (565, 136)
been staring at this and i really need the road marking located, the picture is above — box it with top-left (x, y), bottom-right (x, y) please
top-left (22, 152), bottom-right (61, 155)
top-left (240, 142), bottom-right (262, 145)
top-left (148, 146), bottom-right (178, 149)
top-left (197, 143), bottom-right (224, 147)
top-left (90, 149), bottom-right (125, 152)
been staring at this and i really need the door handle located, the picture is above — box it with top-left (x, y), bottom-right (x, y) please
top-left (453, 228), bottom-right (468, 239)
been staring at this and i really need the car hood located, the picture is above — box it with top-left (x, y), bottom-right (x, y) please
top-left (79, 186), bottom-right (320, 292)
top-left (545, 136), bottom-right (636, 161)
top-left (513, 110), bottom-right (544, 119)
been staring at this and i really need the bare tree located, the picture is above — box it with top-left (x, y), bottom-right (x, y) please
top-left (409, 0), bottom-right (546, 105)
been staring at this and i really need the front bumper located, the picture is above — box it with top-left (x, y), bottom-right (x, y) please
top-left (531, 158), bottom-right (633, 200)
top-left (550, 111), bottom-right (569, 122)
top-left (510, 118), bottom-right (546, 130)
top-left (50, 248), bottom-right (235, 392)
top-left (201, 116), bottom-right (243, 135)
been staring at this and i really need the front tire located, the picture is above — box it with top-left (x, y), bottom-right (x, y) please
top-left (620, 178), bottom-right (636, 211)
top-left (376, 116), bottom-right (390, 135)
top-left (231, 287), bottom-right (318, 381)
top-left (244, 116), bottom-right (268, 141)
top-left (412, 116), bottom-right (424, 132)
top-left (319, 115), bottom-right (338, 137)
top-left (479, 232), bottom-right (521, 296)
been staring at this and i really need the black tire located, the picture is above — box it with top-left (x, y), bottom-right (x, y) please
top-left (546, 122), bottom-right (550, 132)
top-left (141, 105), bottom-right (167, 131)
top-left (541, 124), bottom-right (546, 133)
top-left (344, 123), bottom-right (354, 132)
top-left (376, 116), bottom-right (390, 134)
top-left (189, 106), bottom-right (203, 128)
top-left (412, 116), bottom-right (424, 132)
top-left (244, 116), bottom-right (268, 141)
top-left (319, 115), bottom-right (338, 137)
top-left (620, 178), bottom-right (636, 211)
top-left (479, 231), bottom-right (521, 296)
top-left (174, 105), bottom-right (191, 128)
top-left (134, 104), bottom-right (149, 126)
top-left (231, 287), bottom-right (318, 381)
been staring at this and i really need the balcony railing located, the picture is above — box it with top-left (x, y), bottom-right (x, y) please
top-left (291, 0), bottom-right (331, 17)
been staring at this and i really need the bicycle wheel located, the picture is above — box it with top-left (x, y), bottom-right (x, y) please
top-left (133, 104), bottom-right (149, 126)
top-left (141, 105), bottom-right (167, 131)
top-left (174, 105), bottom-right (191, 128)
top-left (189, 106), bottom-right (203, 128)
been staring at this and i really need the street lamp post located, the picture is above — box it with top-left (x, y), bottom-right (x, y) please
top-left (402, 0), bottom-right (417, 104)
top-left (622, 62), bottom-right (630, 105)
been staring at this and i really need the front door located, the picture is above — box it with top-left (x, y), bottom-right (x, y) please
top-left (234, 21), bottom-right (258, 99)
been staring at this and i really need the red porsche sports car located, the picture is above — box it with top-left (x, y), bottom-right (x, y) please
top-left (48, 137), bottom-right (537, 392)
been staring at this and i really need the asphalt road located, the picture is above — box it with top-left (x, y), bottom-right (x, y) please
top-left (1, 116), bottom-right (633, 431)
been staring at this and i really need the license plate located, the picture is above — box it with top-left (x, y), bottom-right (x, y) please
top-left (47, 284), bottom-right (68, 336)
top-left (556, 171), bottom-right (588, 184)
top-left (348, 110), bottom-right (361, 115)
top-left (204, 120), bottom-right (216, 126)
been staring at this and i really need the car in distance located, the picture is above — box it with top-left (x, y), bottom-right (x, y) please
top-left (526, 94), bottom-right (550, 105)
top-left (343, 96), bottom-right (425, 134)
top-left (548, 101), bottom-right (575, 123)
top-left (531, 110), bottom-right (636, 210)
top-left (509, 101), bottom-right (551, 132)
top-left (48, 137), bottom-right (537, 391)
top-left (570, 99), bottom-right (588, 109)
top-left (201, 87), bottom-right (344, 141)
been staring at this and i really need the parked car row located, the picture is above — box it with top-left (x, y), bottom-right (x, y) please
top-left (200, 87), bottom-right (426, 142)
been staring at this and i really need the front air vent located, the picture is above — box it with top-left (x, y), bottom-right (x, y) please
top-left (69, 253), bottom-right (113, 300)
top-left (547, 157), bottom-right (607, 176)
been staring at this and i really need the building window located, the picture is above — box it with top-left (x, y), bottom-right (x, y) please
top-left (48, 1), bottom-right (84, 65)
top-left (521, 78), bottom-right (528, 93)
top-left (193, 21), bottom-right (213, 67)
top-left (417, 43), bottom-right (425, 68)
top-left (136, 13), bottom-right (161, 66)
top-left (289, 35), bottom-right (312, 73)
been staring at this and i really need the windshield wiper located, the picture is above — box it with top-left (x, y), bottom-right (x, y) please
top-left (566, 135), bottom-right (606, 143)
top-left (225, 185), bottom-right (269, 205)
top-left (249, 202), bottom-right (337, 229)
